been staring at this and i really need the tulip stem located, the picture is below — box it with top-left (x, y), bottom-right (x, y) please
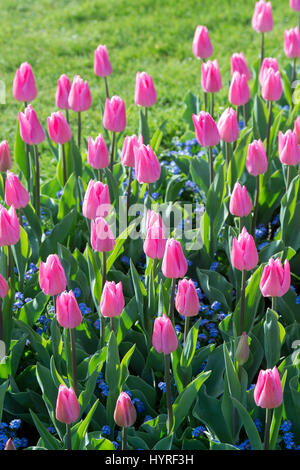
top-left (62, 143), bottom-right (67, 186)
top-left (98, 168), bottom-right (103, 183)
top-left (24, 101), bottom-right (31, 194)
top-left (65, 109), bottom-right (69, 125)
top-left (210, 93), bottom-right (214, 120)
top-left (104, 77), bottom-right (110, 100)
top-left (122, 427), bottom-right (128, 450)
top-left (201, 59), bottom-right (207, 112)
top-left (7, 246), bottom-right (14, 284)
top-left (266, 101), bottom-right (272, 160)
top-left (226, 142), bottom-right (231, 172)
top-left (184, 316), bottom-right (190, 343)
top-left (34, 145), bottom-right (40, 219)
top-left (0, 300), bottom-right (3, 343)
top-left (243, 104), bottom-right (247, 127)
top-left (69, 328), bottom-right (78, 396)
top-left (264, 408), bottom-right (272, 450)
top-left (110, 317), bottom-right (115, 333)
top-left (110, 132), bottom-right (116, 172)
top-left (77, 112), bottom-right (81, 150)
top-left (251, 175), bottom-right (260, 237)
top-left (66, 423), bottom-right (72, 451)
top-left (168, 278), bottom-right (177, 323)
top-left (239, 216), bottom-right (244, 235)
top-left (127, 167), bottom-right (133, 225)
top-left (100, 252), bottom-right (106, 348)
top-left (18, 209), bottom-right (23, 228)
top-left (272, 296), bottom-right (277, 312)
top-left (292, 58), bottom-right (297, 86)
top-left (209, 147), bottom-right (214, 186)
top-left (260, 33), bottom-right (265, 67)
top-left (239, 269), bottom-right (247, 336)
top-left (286, 165), bottom-right (292, 191)
top-left (164, 353), bottom-right (173, 435)
top-left (148, 183), bottom-right (152, 198)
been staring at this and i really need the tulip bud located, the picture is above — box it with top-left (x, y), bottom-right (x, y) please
top-left (236, 332), bottom-right (250, 366)
top-left (260, 258), bottom-right (290, 297)
top-left (252, 1), bottom-right (273, 33)
top-left (39, 254), bottom-right (67, 296)
top-left (217, 107), bottom-right (239, 143)
top-left (87, 135), bottom-right (109, 169)
top-left (82, 180), bottom-right (111, 220)
top-left (201, 60), bottom-right (222, 93)
top-left (4, 438), bottom-right (16, 450)
top-left (192, 112), bottom-right (220, 147)
top-left (19, 105), bottom-right (45, 146)
top-left (143, 224), bottom-right (166, 260)
top-left (91, 217), bottom-right (115, 252)
top-left (175, 279), bottom-right (200, 317)
top-left (94, 45), bottom-right (113, 77)
top-left (259, 57), bottom-right (279, 85)
top-left (284, 27), bottom-right (300, 58)
top-left (0, 205), bottom-right (20, 246)
top-left (192, 25), bottom-right (213, 60)
top-left (135, 144), bottom-right (161, 184)
top-left (56, 290), bottom-right (82, 329)
top-left (47, 111), bottom-right (72, 145)
top-left (246, 139), bottom-right (268, 176)
top-left (135, 72), bottom-right (157, 108)
top-left (229, 72), bottom-right (250, 107)
top-left (231, 227), bottom-right (258, 272)
top-left (294, 116), bottom-right (300, 144)
top-left (56, 384), bottom-right (80, 424)
top-left (152, 314), bottom-right (178, 354)
top-left (13, 62), bottom-right (37, 103)
top-left (162, 238), bottom-right (188, 279)
top-left (231, 53), bottom-right (251, 81)
top-left (121, 134), bottom-right (143, 168)
top-left (261, 68), bottom-right (282, 102)
top-left (0, 274), bottom-right (9, 299)
top-left (114, 392), bottom-right (137, 428)
top-left (103, 95), bottom-right (126, 133)
top-left (290, 0), bottom-right (300, 11)
top-left (146, 209), bottom-right (164, 232)
top-left (100, 281), bottom-right (125, 318)
top-left (278, 130), bottom-right (300, 166)
top-left (229, 182), bottom-right (252, 217)
top-left (254, 366), bottom-right (283, 409)
top-left (68, 75), bottom-right (92, 112)
top-left (0, 141), bottom-right (12, 173)
top-left (5, 171), bottom-right (30, 209)
top-left (55, 74), bottom-right (71, 110)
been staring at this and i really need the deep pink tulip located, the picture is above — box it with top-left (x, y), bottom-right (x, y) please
top-left (0, 205), bottom-right (20, 246)
top-left (284, 27), bottom-right (300, 58)
top-left (0, 274), bottom-right (9, 299)
top-left (231, 227), bottom-right (258, 272)
top-left (192, 25), bottom-right (213, 59)
top-left (230, 182), bottom-right (252, 217)
top-left (94, 45), bottom-right (113, 77)
top-left (19, 105), bottom-right (45, 146)
top-left (82, 180), bottom-right (110, 220)
top-left (162, 238), bottom-right (188, 279)
top-left (55, 74), bottom-right (71, 110)
top-left (56, 385), bottom-right (80, 424)
top-left (218, 108), bottom-right (239, 143)
top-left (0, 141), bottom-right (12, 172)
top-left (13, 62), bottom-right (37, 103)
top-left (121, 134), bottom-right (143, 168)
top-left (231, 53), bottom-right (251, 81)
top-left (152, 314), bottom-right (178, 355)
top-left (278, 130), bottom-right (300, 166)
top-left (91, 217), bottom-right (115, 252)
top-left (135, 72), bottom-right (157, 108)
top-left (259, 58), bottom-right (279, 85)
top-left (192, 112), bottom-right (220, 147)
top-left (229, 72), bottom-right (250, 107)
top-left (87, 135), bottom-right (109, 169)
top-left (100, 281), bottom-right (125, 318)
top-left (114, 392), bottom-right (137, 428)
top-left (103, 95), bottom-right (126, 133)
top-left (254, 366), bottom-right (283, 409)
top-left (47, 111), bottom-right (72, 145)
top-left (246, 139), bottom-right (268, 176)
top-left (236, 332), bottom-right (250, 366)
top-left (175, 279), bottom-right (200, 317)
top-left (56, 290), bottom-right (82, 329)
top-left (146, 209), bottom-right (164, 232)
top-left (5, 171), bottom-right (30, 209)
top-left (261, 68), bottom-right (282, 102)
top-left (260, 258), bottom-right (290, 297)
top-left (294, 116), bottom-right (300, 144)
top-left (290, 0), bottom-right (300, 11)
top-left (143, 224), bottom-right (166, 260)
top-left (39, 254), bottom-right (67, 296)
top-left (68, 75), bottom-right (92, 112)
top-left (135, 144), bottom-right (161, 184)
top-left (201, 60), bottom-right (222, 93)
top-left (252, 1), bottom-right (273, 33)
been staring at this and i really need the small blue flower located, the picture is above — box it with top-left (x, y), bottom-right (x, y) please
top-left (132, 398), bottom-right (146, 413)
top-left (112, 441), bottom-right (119, 449)
top-left (280, 420), bottom-right (292, 433)
top-left (94, 319), bottom-right (101, 330)
top-left (210, 262), bottom-right (219, 271)
top-left (121, 255), bottom-right (130, 265)
top-left (254, 418), bottom-right (262, 432)
top-left (158, 382), bottom-right (167, 392)
top-left (211, 301), bottom-right (221, 311)
top-left (56, 189), bottom-right (64, 198)
top-left (101, 425), bottom-right (111, 436)
top-left (296, 296), bottom-right (300, 305)
top-left (9, 419), bottom-right (21, 430)
top-left (73, 287), bottom-right (81, 298)
top-left (192, 425), bottom-right (206, 438)
top-left (144, 415), bottom-right (152, 422)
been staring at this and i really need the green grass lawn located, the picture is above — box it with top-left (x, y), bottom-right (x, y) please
top-left (0, 0), bottom-right (297, 177)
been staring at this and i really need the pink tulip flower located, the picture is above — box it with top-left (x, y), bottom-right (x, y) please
top-left (0, 205), bottom-right (20, 246)
top-left (192, 25), bottom-right (213, 59)
top-left (175, 279), bottom-right (200, 317)
top-left (114, 392), bottom-right (137, 428)
top-left (5, 171), bottom-right (30, 209)
top-left (13, 62), bottom-right (37, 103)
top-left (100, 281), bottom-right (125, 318)
top-left (135, 72), bottom-right (157, 108)
top-left (39, 254), bottom-right (67, 296)
top-left (231, 227), bottom-right (258, 272)
top-left (162, 239), bottom-right (188, 279)
top-left (254, 366), bottom-right (283, 409)
top-left (260, 258), bottom-right (290, 297)
top-left (56, 385), bottom-right (80, 424)
top-left (56, 290), bottom-right (82, 329)
top-left (192, 112), bottom-right (220, 147)
top-left (55, 74), bottom-right (71, 110)
top-left (94, 45), bottom-right (113, 77)
top-left (152, 314), bottom-right (178, 355)
top-left (19, 105), bottom-right (45, 146)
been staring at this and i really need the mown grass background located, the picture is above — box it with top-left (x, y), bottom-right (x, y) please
top-left (0, 0), bottom-right (297, 177)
